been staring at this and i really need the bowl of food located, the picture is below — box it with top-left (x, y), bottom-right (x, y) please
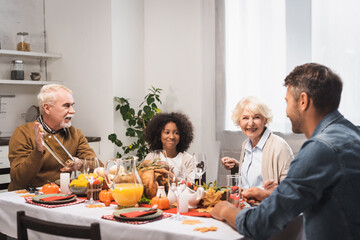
top-left (69, 186), bottom-right (87, 196)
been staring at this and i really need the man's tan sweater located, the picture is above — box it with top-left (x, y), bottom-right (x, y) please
top-left (8, 121), bottom-right (96, 191)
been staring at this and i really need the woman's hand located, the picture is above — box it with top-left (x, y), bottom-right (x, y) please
top-left (221, 157), bottom-right (239, 170)
top-left (263, 180), bottom-right (278, 191)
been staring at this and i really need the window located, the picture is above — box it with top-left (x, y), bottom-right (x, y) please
top-left (224, 0), bottom-right (290, 132)
top-left (312, 0), bottom-right (360, 125)
top-left (223, 0), bottom-right (360, 133)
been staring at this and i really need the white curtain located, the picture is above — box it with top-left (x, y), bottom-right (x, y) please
top-left (312, 0), bottom-right (360, 126)
top-left (223, 0), bottom-right (360, 133)
top-left (224, 0), bottom-right (290, 132)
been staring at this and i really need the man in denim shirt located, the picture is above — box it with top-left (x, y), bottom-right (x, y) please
top-left (211, 63), bottom-right (360, 240)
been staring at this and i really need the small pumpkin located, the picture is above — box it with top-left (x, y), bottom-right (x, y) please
top-left (99, 189), bottom-right (113, 206)
top-left (42, 182), bottom-right (60, 194)
top-left (150, 186), bottom-right (169, 210)
top-left (150, 196), bottom-right (169, 210)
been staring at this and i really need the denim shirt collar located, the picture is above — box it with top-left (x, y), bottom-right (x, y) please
top-left (310, 110), bottom-right (343, 138)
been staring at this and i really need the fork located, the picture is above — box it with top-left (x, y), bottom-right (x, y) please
top-left (141, 204), bottom-right (158, 212)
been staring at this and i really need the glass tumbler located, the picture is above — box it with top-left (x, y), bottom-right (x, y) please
top-left (226, 175), bottom-right (241, 208)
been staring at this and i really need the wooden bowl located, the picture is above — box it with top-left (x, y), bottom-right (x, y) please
top-left (30, 72), bottom-right (41, 81)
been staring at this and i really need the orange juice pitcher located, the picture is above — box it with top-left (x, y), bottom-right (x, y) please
top-left (104, 156), bottom-right (143, 208)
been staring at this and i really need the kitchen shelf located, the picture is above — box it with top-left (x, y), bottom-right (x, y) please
top-left (0, 80), bottom-right (62, 85)
top-left (0, 49), bottom-right (62, 59)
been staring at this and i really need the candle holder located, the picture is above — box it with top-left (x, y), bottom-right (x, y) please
top-left (87, 183), bottom-right (101, 200)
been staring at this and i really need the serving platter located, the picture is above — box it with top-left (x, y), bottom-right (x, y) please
top-left (113, 207), bottom-right (163, 221)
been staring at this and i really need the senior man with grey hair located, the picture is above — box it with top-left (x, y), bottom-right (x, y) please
top-left (8, 84), bottom-right (97, 191)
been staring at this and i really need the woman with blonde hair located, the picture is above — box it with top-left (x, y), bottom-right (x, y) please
top-left (221, 96), bottom-right (293, 202)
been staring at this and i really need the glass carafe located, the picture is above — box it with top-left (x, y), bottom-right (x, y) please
top-left (104, 156), bottom-right (143, 208)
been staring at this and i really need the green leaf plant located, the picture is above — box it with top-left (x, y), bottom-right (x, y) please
top-left (108, 86), bottom-right (162, 160)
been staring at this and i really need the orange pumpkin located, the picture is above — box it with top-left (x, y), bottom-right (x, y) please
top-left (150, 196), bottom-right (169, 210)
top-left (99, 189), bottom-right (113, 206)
top-left (42, 182), bottom-right (60, 194)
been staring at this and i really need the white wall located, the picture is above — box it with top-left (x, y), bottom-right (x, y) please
top-left (144, 0), bottom-right (218, 182)
top-left (0, 0), bottom-right (45, 137)
top-left (111, 0), bottom-right (146, 152)
top-left (45, 0), bottom-right (115, 161)
top-left (44, 0), bottom-right (218, 181)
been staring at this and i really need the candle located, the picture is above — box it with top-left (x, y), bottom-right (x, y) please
top-left (167, 183), bottom-right (177, 205)
top-left (60, 173), bottom-right (71, 194)
top-left (178, 191), bottom-right (189, 213)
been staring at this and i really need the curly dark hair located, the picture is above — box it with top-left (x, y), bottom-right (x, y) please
top-left (284, 63), bottom-right (343, 115)
top-left (145, 112), bottom-right (194, 152)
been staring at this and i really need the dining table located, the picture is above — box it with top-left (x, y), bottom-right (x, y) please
top-left (0, 190), bottom-right (245, 240)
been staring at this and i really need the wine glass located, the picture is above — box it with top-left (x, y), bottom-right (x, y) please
top-left (152, 149), bottom-right (165, 163)
top-left (152, 149), bottom-right (167, 165)
top-left (193, 153), bottom-right (207, 186)
top-left (151, 150), bottom-right (168, 190)
top-left (82, 157), bottom-right (100, 204)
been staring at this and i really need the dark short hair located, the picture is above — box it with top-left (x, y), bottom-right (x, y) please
top-left (284, 63), bottom-right (343, 114)
top-left (145, 112), bottom-right (194, 152)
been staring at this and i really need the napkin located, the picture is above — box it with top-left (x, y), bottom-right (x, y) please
top-left (120, 210), bottom-right (157, 218)
top-left (165, 208), bottom-right (211, 218)
top-left (40, 194), bottom-right (75, 202)
top-left (138, 204), bottom-right (211, 218)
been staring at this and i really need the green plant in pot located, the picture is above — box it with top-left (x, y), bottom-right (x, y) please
top-left (108, 86), bottom-right (162, 161)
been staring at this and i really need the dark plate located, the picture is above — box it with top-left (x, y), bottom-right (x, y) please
top-left (113, 207), bottom-right (163, 221)
top-left (54, 179), bottom-right (61, 186)
top-left (32, 194), bottom-right (77, 205)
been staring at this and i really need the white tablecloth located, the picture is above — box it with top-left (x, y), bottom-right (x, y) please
top-left (0, 191), bottom-right (244, 240)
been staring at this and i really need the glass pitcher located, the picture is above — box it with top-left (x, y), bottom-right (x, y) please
top-left (104, 156), bottom-right (143, 208)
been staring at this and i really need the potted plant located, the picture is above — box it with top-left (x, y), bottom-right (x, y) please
top-left (108, 86), bottom-right (162, 160)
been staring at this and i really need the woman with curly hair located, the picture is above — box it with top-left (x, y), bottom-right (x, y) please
top-left (144, 112), bottom-right (195, 183)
